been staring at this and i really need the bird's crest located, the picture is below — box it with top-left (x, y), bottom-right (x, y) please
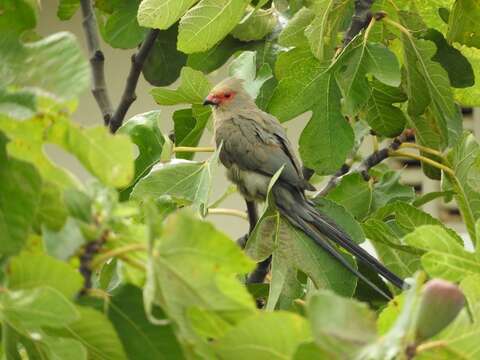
top-left (213, 77), bottom-right (246, 94)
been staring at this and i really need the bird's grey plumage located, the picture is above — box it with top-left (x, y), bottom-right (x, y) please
top-left (206, 77), bottom-right (405, 296)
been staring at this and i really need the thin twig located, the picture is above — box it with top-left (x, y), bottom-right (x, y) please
top-left (208, 208), bottom-right (248, 220)
top-left (399, 142), bottom-right (444, 158)
top-left (109, 29), bottom-right (160, 133)
top-left (80, 0), bottom-right (114, 125)
top-left (174, 146), bottom-right (216, 153)
top-left (91, 243), bottom-right (147, 269)
top-left (342, 0), bottom-right (375, 46)
top-left (389, 151), bottom-right (454, 176)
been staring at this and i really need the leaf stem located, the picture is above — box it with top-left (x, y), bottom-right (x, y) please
top-left (382, 17), bottom-right (412, 37)
top-left (399, 143), bottom-right (444, 158)
top-left (173, 146), bottom-right (216, 153)
top-left (91, 244), bottom-right (147, 269)
top-left (372, 134), bottom-right (379, 152)
top-left (389, 150), bottom-right (454, 176)
top-left (207, 208), bottom-right (249, 220)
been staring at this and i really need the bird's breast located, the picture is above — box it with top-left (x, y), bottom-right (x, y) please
top-left (226, 164), bottom-right (269, 202)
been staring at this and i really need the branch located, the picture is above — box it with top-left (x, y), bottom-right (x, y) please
top-left (109, 29), bottom-right (160, 133)
top-left (78, 230), bottom-right (109, 297)
top-left (316, 131), bottom-right (412, 197)
top-left (342, 0), bottom-right (375, 46)
top-left (80, 0), bottom-right (114, 125)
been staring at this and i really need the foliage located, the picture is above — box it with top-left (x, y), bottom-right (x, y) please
top-left (2, 0), bottom-right (480, 359)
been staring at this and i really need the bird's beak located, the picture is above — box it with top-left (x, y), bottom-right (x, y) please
top-left (203, 95), bottom-right (218, 106)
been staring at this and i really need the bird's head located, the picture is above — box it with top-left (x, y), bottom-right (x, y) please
top-left (203, 77), bottom-right (253, 110)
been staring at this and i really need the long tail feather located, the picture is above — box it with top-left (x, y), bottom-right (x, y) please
top-left (305, 205), bottom-right (406, 289)
top-left (286, 213), bottom-right (394, 300)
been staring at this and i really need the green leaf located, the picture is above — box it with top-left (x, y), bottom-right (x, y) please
top-left (43, 218), bottom-right (86, 260)
top-left (305, 0), bottom-right (352, 61)
top-left (0, 87), bottom-right (36, 120)
top-left (312, 198), bottom-right (365, 244)
top-left (421, 28), bottom-right (474, 88)
top-left (246, 206), bottom-right (357, 310)
top-left (50, 122), bottom-right (135, 188)
top-left (363, 219), bottom-right (421, 280)
top-left (118, 111), bottom-right (164, 190)
top-left (371, 201), bottom-right (463, 244)
top-left (268, 48), bottom-right (326, 122)
top-left (0, 115), bottom-right (79, 189)
top-left (307, 290), bottom-right (377, 357)
top-left (34, 181), bottom-right (68, 232)
top-left (137, 0), bottom-right (198, 30)
top-left (151, 67), bottom-right (211, 105)
top-left (293, 341), bottom-right (337, 359)
top-left (361, 275), bottom-right (423, 359)
top-left (326, 173), bottom-right (373, 220)
top-left (142, 25), bottom-right (187, 86)
top-left (0, 287), bottom-right (79, 330)
top-left (400, 33), bottom-right (462, 148)
top-left (453, 45), bottom-right (480, 106)
top-left (278, 7), bottom-right (314, 47)
top-left (405, 225), bottom-right (480, 281)
top-left (187, 35), bottom-right (247, 73)
top-left (231, 7), bottom-right (277, 41)
top-left (364, 81), bottom-right (407, 137)
top-left (412, 190), bottom-right (455, 207)
top-left (30, 335), bottom-right (87, 360)
top-left (460, 274), bottom-right (480, 319)
top-left (100, 0), bottom-right (146, 49)
top-left (3, 115), bottom-right (133, 188)
top-left (228, 51), bottom-right (273, 99)
top-left (8, 253), bottom-right (83, 299)
top-left (416, 310), bottom-right (480, 359)
top-left (447, 0), bottom-right (480, 49)
top-left (173, 105), bottom-right (211, 160)
top-left (214, 312), bottom-right (311, 360)
top-left (299, 72), bottom-right (354, 175)
top-left (108, 284), bottom-right (183, 360)
top-left (0, 134), bottom-right (42, 256)
top-left (57, 0), bottom-right (80, 20)
top-left (177, 0), bottom-right (251, 54)
top-left (64, 189), bottom-right (92, 222)
top-left (334, 38), bottom-right (401, 115)
top-left (146, 211), bottom-right (256, 357)
top-left (370, 170), bottom-right (415, 212)
top-left (49, 306), bottom-right (128, 360)
top-left (446, 133), bottom-right (480, 244)
top-left (0, 32), bottom-right (90, 99)
top-left (0, 0), bottom-right (36, 34)
top-left (131, 151), bottom-right (220, 212)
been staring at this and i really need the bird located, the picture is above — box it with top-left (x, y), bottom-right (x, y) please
top-left (203, 77), bottom-right (405, 298)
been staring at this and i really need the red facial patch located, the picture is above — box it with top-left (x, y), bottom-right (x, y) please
top-left (209, 90), bottom-right (236, 105)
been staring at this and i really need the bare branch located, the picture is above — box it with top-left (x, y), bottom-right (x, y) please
top-left (343, 0), bottom-right (375, 46)
top-left (109, 29), bottom-right (160, 133)
top-left (316, 130), bottom-right (412, 197)
top-left (80, 0), bottom-right (114, 125)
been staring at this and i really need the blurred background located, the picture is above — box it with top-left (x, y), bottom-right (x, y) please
top-left (38, 0), bottom-right (477, 242)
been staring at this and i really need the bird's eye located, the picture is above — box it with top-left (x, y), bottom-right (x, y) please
top-left (224, 93), bottom-right (231, 98)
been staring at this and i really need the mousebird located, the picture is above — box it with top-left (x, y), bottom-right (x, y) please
top-left (203, 77), bottom-right (405, 297)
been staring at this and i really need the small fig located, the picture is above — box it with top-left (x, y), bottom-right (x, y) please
top-left (415, 279), bottom-right (465, 342)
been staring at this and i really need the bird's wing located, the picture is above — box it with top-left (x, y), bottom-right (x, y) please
top-left (219, 114), bottom-right (309, 190)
